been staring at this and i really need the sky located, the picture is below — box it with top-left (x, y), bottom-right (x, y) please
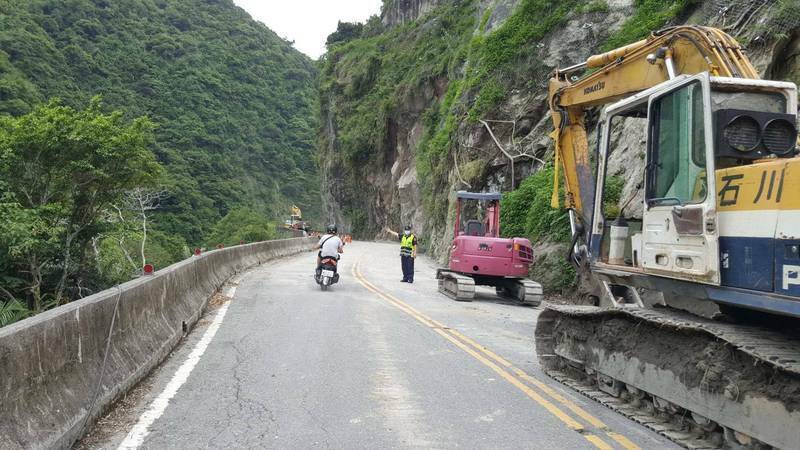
top-left (233, 0), bottom-right (383, 59)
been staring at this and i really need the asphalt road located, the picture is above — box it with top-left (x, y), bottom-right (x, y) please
top-left (85, 241), bottom-right (680, 449)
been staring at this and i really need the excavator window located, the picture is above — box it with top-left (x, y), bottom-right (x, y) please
top-left (647, 81), bottom-right (708, 207)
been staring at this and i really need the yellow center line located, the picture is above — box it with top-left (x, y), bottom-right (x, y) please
top-left (606, 432), bottom-right (643, 450)
top-left (351, 262), bottom-right (627, 450)
top-left (430, 327), bottom-right (585, 431)
top-left (353, 263), bottom-right (641, 450)
top-left (511, 368), bottom-right (608, 429)
top-left (436, 315), bottom-right (641, 449)
top-left (585, 434), bottom-right (615, 450)
top-left (446, 328), bottom-right (514, 368)
top-left (352, 265), bottom-right (437, 328)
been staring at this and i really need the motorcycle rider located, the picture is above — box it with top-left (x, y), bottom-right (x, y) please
top-left (317, 224), bottom-right (344, 277)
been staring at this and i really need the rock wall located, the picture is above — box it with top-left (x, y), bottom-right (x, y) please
top-left (382, 0), bottom-right (444, 27)
top-left (319, 0), bottom-right (800, 279)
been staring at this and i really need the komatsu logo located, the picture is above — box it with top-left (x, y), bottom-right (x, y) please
top-left (584, 81), bottom-right (605, 95)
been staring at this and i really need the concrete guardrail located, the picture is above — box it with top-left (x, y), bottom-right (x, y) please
top-left (0, 237), bottom-right (316, 449)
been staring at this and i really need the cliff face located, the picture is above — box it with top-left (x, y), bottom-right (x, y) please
top-left (319, 0), bottom-right (800, 290)
top-left (381, 0), bottom-right (444, 27)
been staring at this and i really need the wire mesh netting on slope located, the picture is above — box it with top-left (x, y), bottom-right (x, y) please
top-left (696, 0), bottom-right (800, 42)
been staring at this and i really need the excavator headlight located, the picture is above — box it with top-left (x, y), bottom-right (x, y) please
top-left (715, 109), bottom-right (797, 160)
top-left (723, 115), bottom-right (761, 152)
top-left (762, 118), bottom-right (797, 156)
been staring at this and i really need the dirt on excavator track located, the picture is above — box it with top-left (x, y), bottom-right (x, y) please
top-left (535, 304), bottom-right (800, 449)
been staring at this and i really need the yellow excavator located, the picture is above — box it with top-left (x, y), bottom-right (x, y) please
top-left (535, 26), bottom-right (800, 449)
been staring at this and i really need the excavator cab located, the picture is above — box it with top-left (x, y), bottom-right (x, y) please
top-left (539, 28), bottom-right (800, 450)
top-left (592, 72), bottom-right (800, 312)
top-left (593, 74), bottom-right (719, 284)
top-left (454, 191), bottom-right (500, 238)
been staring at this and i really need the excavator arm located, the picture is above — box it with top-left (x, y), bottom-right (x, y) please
top-left (539, 26), bottom-right (800, 450)
top-left (549, 26), bottom-right (760, 226)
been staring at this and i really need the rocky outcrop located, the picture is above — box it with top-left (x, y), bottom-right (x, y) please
top-left (320, 0), bottom-right (800, 281)
top-left (382, 0), bottom-right (444, 27)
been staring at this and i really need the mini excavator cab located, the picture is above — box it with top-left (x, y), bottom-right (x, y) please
top-left (454, 191), bottom-right (500, 238)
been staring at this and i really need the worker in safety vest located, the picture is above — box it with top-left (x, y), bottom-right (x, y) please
top-left (387, 225), bottom-right (417, 283)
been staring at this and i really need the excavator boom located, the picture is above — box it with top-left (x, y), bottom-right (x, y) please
top-left (538, 25), bottom-right (800, 449)
top-left (549, 26), bottom-right (759, 222)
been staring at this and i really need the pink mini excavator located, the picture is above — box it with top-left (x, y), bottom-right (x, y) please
top-left (436, 191), bottom-right (542, 304)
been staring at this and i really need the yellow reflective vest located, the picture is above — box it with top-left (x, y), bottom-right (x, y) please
top-left (400, 234), bottom-right (416, 257)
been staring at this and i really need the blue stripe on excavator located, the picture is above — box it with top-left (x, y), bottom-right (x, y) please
top-left (587, 233), bottom-right (800, 317)
top-left (708, 286), bottom-right (800, 318)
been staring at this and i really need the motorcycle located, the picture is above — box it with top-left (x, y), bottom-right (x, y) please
top-left (315, 256), bottom-right (340, 291)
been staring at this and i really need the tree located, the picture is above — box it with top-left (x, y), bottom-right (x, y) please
top-left (0, 0), bottom-right (321, 246)
top-left (326, 21), bottom-right (364, 46)
top-left (123, 188), bottom-right (170, 268)
top-left (0, 98), bottom-right (162, 308)
top-left (206, 208), bottom-right (276, 247)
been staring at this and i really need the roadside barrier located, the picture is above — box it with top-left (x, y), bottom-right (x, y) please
top-left (0, 237), bottom-right (315, 449)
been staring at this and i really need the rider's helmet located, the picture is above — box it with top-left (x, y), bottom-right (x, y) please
top-left (327, 224), bottom-right (338, 234)
top-left (404, 225), bottom-right (412, 231)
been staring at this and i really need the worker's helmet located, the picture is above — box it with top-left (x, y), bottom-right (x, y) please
top-left (404, 225), bottom-right (412, 231)
top-left (327, 224), bottom-right (337, 234)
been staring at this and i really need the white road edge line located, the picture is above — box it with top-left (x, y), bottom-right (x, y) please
top-left (118, 286), bottom-right (236, 449)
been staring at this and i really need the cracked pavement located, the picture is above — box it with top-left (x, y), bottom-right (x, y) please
top-left (85, 242), bottom-right (679, 449)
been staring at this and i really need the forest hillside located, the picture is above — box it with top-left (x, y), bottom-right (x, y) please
top-left (0, 0), bottom-right (318, 323)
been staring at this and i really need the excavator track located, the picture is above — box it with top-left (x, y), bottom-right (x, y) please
top-left (436, 270), bottom-right (475, 301)
top-left (535, 304), bottom-right (800, 449)
top-left (507, 279), bottom-right (543, 306)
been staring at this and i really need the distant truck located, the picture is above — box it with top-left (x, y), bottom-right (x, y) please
top-left (281, 205), bottom-right (308, 237)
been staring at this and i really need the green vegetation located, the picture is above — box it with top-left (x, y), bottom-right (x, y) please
top-left (0, 0), bottom-right (317, 325)
top-left (751, 0), bottom-right (800, 42)
top-left (0, 299), bottom-right (32, 327)
top-left (326, 21), bottom-right (366, 46)
top-left (500, 167), bottom-right (570, 244)
top-left (460, 0), bottom-right (582, 121)
top-left (319, 1), bottom-right (478, 235)
top-left (603, 175), bottom-right (625, 218)
top-left (600, 0), bottom-right (695, 51)
top-left (581, 0), bottom-right (610, 14)
top-left (206, 208), bottom-right (278, 247)
top-left (500, 167), bottom-right (575, 293)
top-left (472, 0), bottom-right (579, 76)
top-left (0, 0), bottom-right (319, 244)
top-left (0, 99), bottom-right (161, 314)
